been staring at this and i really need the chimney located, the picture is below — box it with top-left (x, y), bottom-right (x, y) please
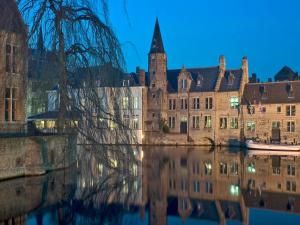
top-left (219, 55), bottom-right (226, 72)
top-left (242, 56), bottom-right (249, 83)
top-left (139, 69), bottom-right (146, 86)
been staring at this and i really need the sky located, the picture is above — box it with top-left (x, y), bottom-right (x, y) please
top-left (108, 0), bottom-right (300, 81)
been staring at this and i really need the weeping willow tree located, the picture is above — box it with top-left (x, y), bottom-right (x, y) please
top-left (18, 0), bottom-right (139, 173)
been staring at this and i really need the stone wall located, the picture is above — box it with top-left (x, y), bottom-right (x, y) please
top-left (0, 135), bottom-right (77, 180)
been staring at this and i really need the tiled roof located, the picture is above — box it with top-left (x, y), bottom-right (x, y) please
top-left (219, 69), bottom-right (243, 92)
top-left (241, 81), bottom-right (300, 105)
top-left (167, 66), bottom-right (220, 92)
top-left (275, 66), bottom-right (298, 81)
top-left (0, 0), bottom-right (27, 35)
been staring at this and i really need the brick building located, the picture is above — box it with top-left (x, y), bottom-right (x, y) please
top-left (144, 19), bottom-right (248, 146)
top-left (0, 0), bottom-right (27, 134)
top-left (141, 19), bottom-right (300, 146)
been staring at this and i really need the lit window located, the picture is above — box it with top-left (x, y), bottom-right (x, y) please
top-left (247, 163), bottom-right (256, 173)
top-left (122, 97), bottom-right (129, 109)
top-left (230, 96), bottom-right (239, 109)
top-left (132, 115), bottom-right (139, 129)
top-left (246, 121), bottom-right (255, 131)
top-left (133, 97), bottom-right (139, 109)
top-left (204, 162), bottom-right (212, 175)
top-left (229, 184), bottom-right (240, 196)
top-left (230, 117), bottom-right (238, 129)
top-left (204, 116), bottom-right (212, 128)
top-left (272, 121), bottom-right (280, 129)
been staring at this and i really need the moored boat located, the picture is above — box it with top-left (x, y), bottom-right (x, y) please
top-left (245, 140), bottom-right (300, 151)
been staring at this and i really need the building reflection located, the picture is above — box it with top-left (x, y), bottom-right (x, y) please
top-left (1, 146), bottom-right (300, 225)
top-left (144, 146), bottom-right (300, 225)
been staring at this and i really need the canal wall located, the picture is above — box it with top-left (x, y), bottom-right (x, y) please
top-left (0, 135), bottom-right (77, 180)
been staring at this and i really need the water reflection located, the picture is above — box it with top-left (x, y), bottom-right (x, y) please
top-left (1, 146), bottom-right (300, 225)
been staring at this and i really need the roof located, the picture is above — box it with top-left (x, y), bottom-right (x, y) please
top-left (149, 19), bottom-right (165, 54)
top-left (165, 66), bottom-right (242, 93)
top-left (0, 0), bottom-right (27, 35)
top-left (241, 81), bottom-right (300, 105)
top-left (219, 69), bottom-right (243, 92)
top-left (275, 66), bottom-right (298, 81)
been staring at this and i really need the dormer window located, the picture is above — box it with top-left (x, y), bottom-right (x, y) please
top-left (286, 84), bottom-right (294, 98)
top-left (228, 73), bottom-right (234, 85)
top-left (182, 79), bottom-right (187, 90)
top-left (197, 79), bottom-right (201, 86)
top-left (123, 80), bottom-right (130, 87)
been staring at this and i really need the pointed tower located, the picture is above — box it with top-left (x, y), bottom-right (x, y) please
top-left (148, 19), bottom-right (167, 91)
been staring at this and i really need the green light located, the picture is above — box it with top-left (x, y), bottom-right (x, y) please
top-left (247, 164), bottom-right (256, 173)
top-left (230, 185), bottom-right (240, 196)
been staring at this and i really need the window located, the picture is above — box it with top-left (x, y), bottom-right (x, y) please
top-left (204, 162), bottom-right (212, 175)
top-left (247, 163), bottom-right (256, 173)
top-left (273, 167), bottom-right (280, 175)
top-left (168, 116), bottom-right (176, 128)
top-left (205, 182), bottom-right (213, 194)
top-left (169, 160), bottom-right (176, 170)
top-left (132, 115), bottom-right (139, 129)
top-left (247, 105), bottom-right (255, 114)
top-left (230, 97), bottom-right (239, 109)
top-left (133, 97), bottom-right (139, 109)
top-left (287, 165), bottom-right (296, 176)
top-left (260, 106), bottom-right (266, 113)
top-left (122, 80), bottom-right (130, 87)
top-left (182, 79), bottom-right (187, 90)
top-left (246, 121), bottom-right (255, 131)
top-left (286, 105), bottom-right (296, 116)
top-left (205, 97), bottom-right (213, 109)
top-left (229, 185), bottom-right (240, 196)
top-left (193, 180), bottom-right (200, 193)
top-left (169, 99), bottom-right (176, 110)
top-left (230, 117), bottom-right (238, 129)
top-left (169, 178), bottom-right (176, 190)
top-left (4, 88), bottom-right (17, 122)
top-left (272, 121), bottom-right (280, 129)
top-left (192, 161), bottom-right (200, 174)
top-left (180, 158), bottom-right (188, 168)
top-left (277, 106), bottom-right (281, 113)
top-left (6, 44), bottom-right (11, 72)
top-left (220, 117), bottom-right (227, 129)
top-left (122, 97), bottom-right (129, 109)
top-left (220, 162), bottom-right (227, 175)
top-left (287, 121), bottom-right (295, 132)
top-left (193, 98), bottom-right (200, 109)
top-left (6, 44), bottom-right (18, 73)
top-left (192, 116), bottom-right (200, 129)
top-left (181, 179), bottom-right (187, 192)
top-left (286, 181), bottom-right (296, 192)
top-left (204, 116), bottom-right (212, 128)
top-left (181, 99), bottom-right (188, 110)
top-left (123, 114), bottom-right (130, 127)
top-left (230, 163), bottom-right (238, 175)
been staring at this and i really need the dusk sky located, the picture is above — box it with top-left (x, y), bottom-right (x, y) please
top-left (109, 0), bottom-right (300, 81)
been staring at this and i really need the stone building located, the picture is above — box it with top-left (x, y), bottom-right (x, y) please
top-left (144, 19), bottom-right (248, 146)
top-left (0, 0), bottom-right (27, 134)
top-left (241, 81), bottom-right (300, 144)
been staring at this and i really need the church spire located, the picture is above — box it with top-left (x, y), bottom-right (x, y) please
top-left (149, 18), bottom-right (165, 54)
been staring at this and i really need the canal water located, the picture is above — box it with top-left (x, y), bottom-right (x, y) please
top-left (1, 145), bottom-right (300, 225)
